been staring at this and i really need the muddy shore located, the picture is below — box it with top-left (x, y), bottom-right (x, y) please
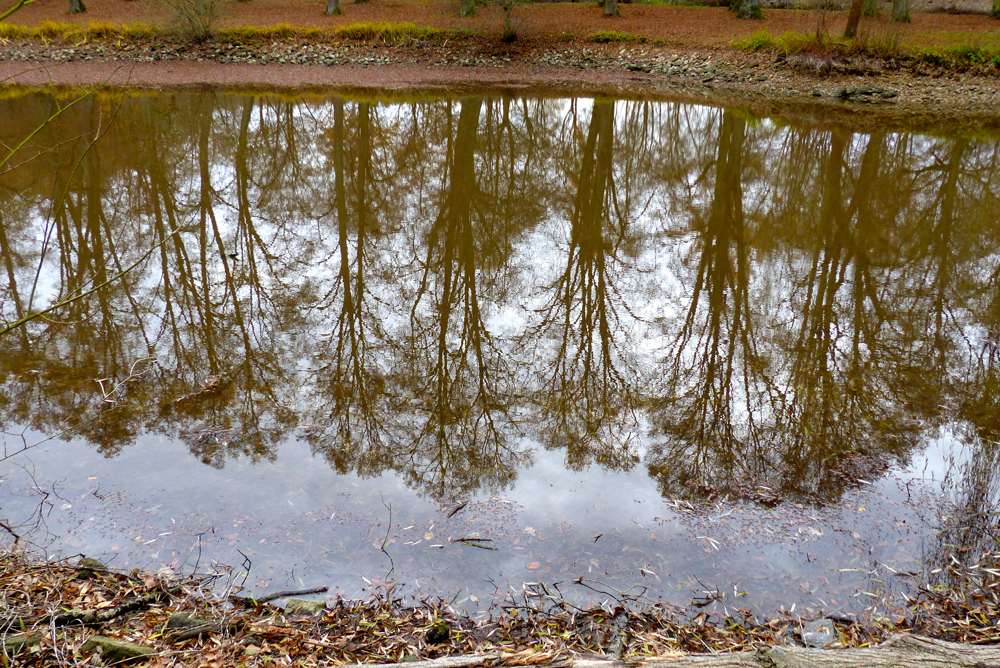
top-left (2, 38), bottom-right (999, 132)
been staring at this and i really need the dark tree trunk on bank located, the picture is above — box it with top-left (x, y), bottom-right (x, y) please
top-left (69, 0), bottom-right (86, 13)
top-left (604, 0), bottom-right (618, 16)
top-left (992, 0), bottom-right (999, 18)
top-left (890, 0), bottom-right (911, 21)
top-left (460, 0), bottom-right (475, 17)
top-left (844, 0), bottom-right (863, 37)
top-left (324, 0), bottom-right (340, 14)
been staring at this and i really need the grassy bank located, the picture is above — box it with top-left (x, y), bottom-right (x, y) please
top-left (732, 27), bottom-right (1000, 69)
top-left (0, 19), bottom-right (477, 44)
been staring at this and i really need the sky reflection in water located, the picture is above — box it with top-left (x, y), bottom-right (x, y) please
top-left (0, 90), bottom-right (998, 617)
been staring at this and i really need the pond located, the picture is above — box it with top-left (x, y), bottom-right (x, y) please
top-left (0, 89), bottom-right (997, 619)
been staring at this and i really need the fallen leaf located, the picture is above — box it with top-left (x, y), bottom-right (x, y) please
top-left (424, 532), bottom-right (434, 540)
top-left (525, 562), bottom-right (540, 570)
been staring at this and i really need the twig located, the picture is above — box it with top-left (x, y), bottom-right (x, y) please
top-left (0, 0), bottom-right (38, 22)
top-left (0, 519), bottom-right (20, 543)
top-left (380, 492), bottom-right (395, 579)
top-left (0, 225), bottom-right (189, 338)
top-left (231, 586), bottom-right (330, 606)
top-left (455, 540), bottom-right (498, 551)
top-left (13, 587), bottom-right (180, 630)
top-left (447, 501), bottom-right (469, 518)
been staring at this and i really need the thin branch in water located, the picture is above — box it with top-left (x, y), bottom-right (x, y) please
top-left (379, 492), bottom-right (395, 579)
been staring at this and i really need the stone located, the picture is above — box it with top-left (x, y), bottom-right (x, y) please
top-left (425, 621), bottom-right (451, 644)
top-left (166, 612), bottom-right (210, 629)
top-left (284, 597), bottom-right (327, 615)
top-left (76, 557), bottom-right (106, 577)
top-left (812, 88), bottom-right (823, 97)
top-left (881, 90), bottom-right (898, 98)
top-left (80, 636), bottom-right (156, 664)
top-left (3, 633), bottom-right (41, 652)
top-left (801, 618), bottom-right (836, 647)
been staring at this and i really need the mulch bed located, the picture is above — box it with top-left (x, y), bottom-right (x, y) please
top-left (2, 545), bottom-right (1000, 666)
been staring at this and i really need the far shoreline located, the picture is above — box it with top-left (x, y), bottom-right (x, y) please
top-left (2, 46), bottom-right (999, 135)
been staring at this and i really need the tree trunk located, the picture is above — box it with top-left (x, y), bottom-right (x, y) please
top-left (68, 0), bottom-right (86, 13)
top-left (604, 0), bottom-right (618, 16)
top-left (890, 0), bottom-right (910, 21)
top-left (861, 0), bottom-right (877, 16)
top-left (843, 0), bottom-right (863, 37)
top-left (502, 0), bottom-right (516, 41)
top-left (992, 0), bottom-right (1000, 18)
top-left (460, 0), bottom-right (474, 17)
top-left (324, 0), bottom-right (340, 15)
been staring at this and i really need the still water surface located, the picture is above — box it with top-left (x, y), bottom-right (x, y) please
top-left (0, 91), bottom-right (998, 617)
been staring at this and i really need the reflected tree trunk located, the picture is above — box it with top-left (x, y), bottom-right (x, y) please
top-left (0, 212), bottom-right (29, 348)
top-left (401, 97), bottom-right (523, 500)
top-left (649, 111), bottom-right (768, 498)
top-left (530, 101), bottom-right (638, 471)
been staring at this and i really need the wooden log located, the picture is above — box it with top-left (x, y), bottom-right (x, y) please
top-left (340, 635), bottom-right (1000, 668)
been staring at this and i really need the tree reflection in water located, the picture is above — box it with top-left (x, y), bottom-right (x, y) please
top-left (1, 92), bottom-right (999, 512)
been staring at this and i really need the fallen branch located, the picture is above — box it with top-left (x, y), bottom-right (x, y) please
top-left (9, 586), bottom-right (180, 630)
top-left (345, 654), bottom-right (500, 668)
top-left (339, 635), bottom-right (1000, 668)
top-left (168, 620), bottom-right (241, 643)
top-left (230, 586), bottom-right (329, 606)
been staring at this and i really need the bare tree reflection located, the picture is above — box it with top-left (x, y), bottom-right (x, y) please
top-left (647, 111), bottom-right (774, 499)
top-left (527, 101), bottom-right (640, 472)
top-left (776, 130), bottom-right (920, 500)
top-left (303, 99), bottom-right (391, 476)
top-left (396, 97), bottom-right (528, 500)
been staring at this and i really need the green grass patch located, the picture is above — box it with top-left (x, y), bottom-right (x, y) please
top-left (730, 29), bottom-right (833, 54)
top-left (0, 23), bottom-right (29, 39)
top-left (731, 29), bottom-right (780, 52)
top-left (733, 25), bottom-right (1000, 70)
top-left (0, 21), bottom-right (161, 42)
top-left (215, 23), bottom-right (326, 43)
top-left (0, 19), bottom-right (467, 45)
top-left (334, 21), bottom-right (449, 42)
top-left (917, 42), bottom-right (1000, 67)
top-left (588, 30), bottom-right (647, 44)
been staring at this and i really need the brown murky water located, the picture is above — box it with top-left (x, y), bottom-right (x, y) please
top-left (1, 90), bottom-right (998, 618)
